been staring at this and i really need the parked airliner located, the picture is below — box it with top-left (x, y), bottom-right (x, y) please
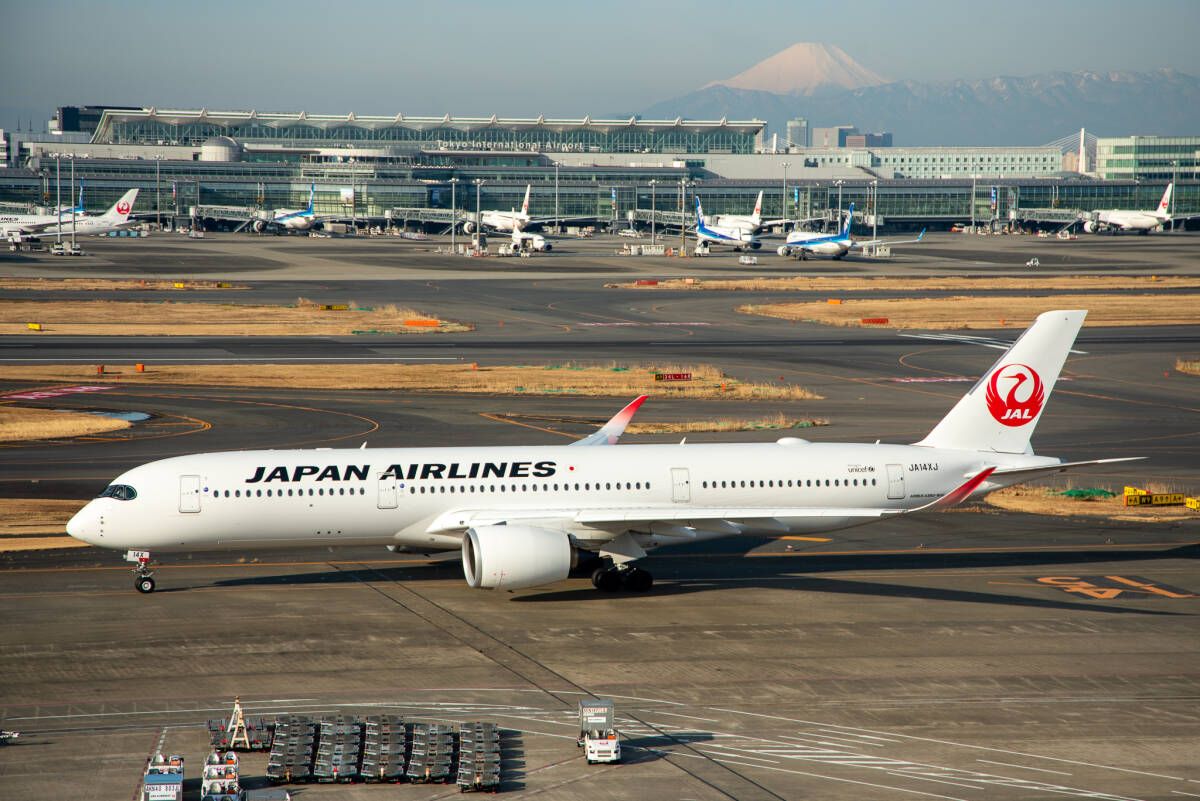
top-left (1084, 183), bottom-right (1174, 234)
top-left (694, 198), bottom-right (762, 251)
top-left (251, 184), bottom-right (341, 233)
top-left (68, 310), bottom-right (1135, 595)
top-left (4, 189), bottom-right (139, 242)
top-left (777, 204), bottom-right (925, 259)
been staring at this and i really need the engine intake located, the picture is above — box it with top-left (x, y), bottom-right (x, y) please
top-left (462, 524), bottom-right (572, 590)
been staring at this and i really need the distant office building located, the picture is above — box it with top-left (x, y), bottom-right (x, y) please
top-left (785, 117), bottom-right (809, 149)
top-left (49, 105), bottom-right (141, 135)
top-left (844, 132), bottom-right (893, 148)
top-left (871, 146), bottom-right (1060, 178)
top-left (811, 125), bottom-right (858, 148)
top-left (1095, 135), bottom-right (1200, 180)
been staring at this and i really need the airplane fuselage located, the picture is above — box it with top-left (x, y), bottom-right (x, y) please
top-left (67, 441), bottom-right (1051, 554)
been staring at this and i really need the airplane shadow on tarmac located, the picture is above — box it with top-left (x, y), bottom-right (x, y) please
top-left (205, 542), bottom-right (1199, 616)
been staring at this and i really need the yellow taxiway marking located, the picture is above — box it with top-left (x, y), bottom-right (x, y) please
top-left (779, 536), bottom-right (832, 542)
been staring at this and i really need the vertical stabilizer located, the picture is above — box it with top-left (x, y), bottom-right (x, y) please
top-left (753, 190), bottom-right (763, 223)
top-left (841, 203), bottom-right (855, 237)
top-left (916, 310), bottom-right (1086, 454)
top-left (307, 183), bottom-right (315, 214)
top-left (521, 184), bottom-right (530, 216)
top-left (103, 189), bottom-right (139, 223)
top-left (1157, 183), bottom-right (1173, 217)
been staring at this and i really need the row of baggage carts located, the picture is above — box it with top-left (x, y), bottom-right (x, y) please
top-left (265, 714), bottom-right (507, 793)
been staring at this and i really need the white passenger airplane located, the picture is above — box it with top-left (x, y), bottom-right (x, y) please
top-left (510, 226), bottom-right (553, 252)
top-left (251, 184), bottom-right (341, 233)
top-left (1083, 183), bottom-right (1174, 234)
top-left (462, 185), bottom-right (533, 233)
top-left (4, 189), bottom-right (139, 242)
top-left (705, 190), bottom-right (789, 232)
top-left (694, 198), bottom-right (762, 251)
top-left (68, 311), bottom-right (1136, 595)
top-left (777, 203), bottom-right (925, 259)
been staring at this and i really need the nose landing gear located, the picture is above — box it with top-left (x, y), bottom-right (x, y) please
top-left (126, 550), bottom-right (156, 593)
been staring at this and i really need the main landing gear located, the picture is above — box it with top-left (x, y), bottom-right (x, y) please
top-left (591, 565), bottom-right (653, 593)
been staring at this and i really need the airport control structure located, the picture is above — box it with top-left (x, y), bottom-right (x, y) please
top-left (1, 105), bottom-right (1197, 233)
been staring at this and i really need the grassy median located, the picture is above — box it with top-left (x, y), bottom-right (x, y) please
top-left (610, 275), bottom-right (1200, 292)
top-left (737, 295), bottom-right (1200, 329)
top-left (0, 405), bottom-right (131, 442)
top-left (2, 297), bottom-right (469, 335)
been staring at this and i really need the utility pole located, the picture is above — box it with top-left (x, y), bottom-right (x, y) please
top-left (871, 179), bottom-right (878, 245)
top-left (473, 178), bottom-right (484, 252)
top-left (781, 161), bottom-right (790, 221)
top-left (449, 178), bottom-right (458, 249)
top-left (679, 176), bottom-right (686, 256)
top-left (55, 155), bottom-right (62, 247)
top-left (554, 163), bottom-right (559, 232)
top-left (1171, 160), bottom-right (1177, 233)
top-left (155, 156), bottom-right (161, 231)
top-left (649, 180), bottom-right (656, 243)
top-left (70, 158), bottom-right (76, 250)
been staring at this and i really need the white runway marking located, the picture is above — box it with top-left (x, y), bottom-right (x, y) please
top-left (976, 758), bottom-right (1072, 776)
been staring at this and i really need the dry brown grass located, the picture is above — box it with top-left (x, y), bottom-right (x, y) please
top-left (0, 499), bottom-right (84, 537)
top-left (1178, 360), bottom-right (1200, 376)
top-left (737, 295), bottom-right (1200, 329)
top-left (985, 485), bottom-right (1199, 522)
top-left (0, 405), bottom-right (131, 442)
top-left (0, 298), bottom-right (469, 335)
top-left (0, 278), bottom-right (249, 291)
top-left (610, 275), bottom-right (1200, 292)
top-left (0, 363), bottom-right (821, 399)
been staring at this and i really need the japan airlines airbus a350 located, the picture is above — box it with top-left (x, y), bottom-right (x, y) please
top-left (68, 310), bottom-right (1136, 595)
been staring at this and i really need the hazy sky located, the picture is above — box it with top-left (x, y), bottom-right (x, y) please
top-left (4, 0), bottom-right (1199, 129)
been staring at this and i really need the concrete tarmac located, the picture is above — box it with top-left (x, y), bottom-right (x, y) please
top-left (0, 230), bottom-right (1197, 800)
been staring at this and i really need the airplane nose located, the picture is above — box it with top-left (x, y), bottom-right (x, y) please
top-left (66, 503), bottom-right (101, 545)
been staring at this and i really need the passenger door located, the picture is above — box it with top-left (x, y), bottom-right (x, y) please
top-left (885, 464), bottom-right (905, 500)
top-left (671, 468), bottom-right (691, 503)
top-left (377, 475), bottom-right (398, 509)
top-left (179, 474), bottom-right (201, 513)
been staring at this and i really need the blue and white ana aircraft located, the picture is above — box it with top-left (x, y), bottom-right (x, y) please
top-left (778, 203), bottom-right (925, 260)
top-left (694, 198), bottom-right (762, 251)
top-left (68, 310), bottom-right (1136, 595)
top-left (252, 184), bottom-right (332, 232)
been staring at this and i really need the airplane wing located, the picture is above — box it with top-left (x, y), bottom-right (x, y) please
top-left (425, 467), bottom-right (1002, 552)
top-left (569, 395), bottom-right (647, 446)
top-left (851, 228), bottom-right (927, 249)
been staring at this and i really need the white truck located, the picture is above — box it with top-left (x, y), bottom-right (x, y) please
top-left (577, 699), bottom-right (620, 764)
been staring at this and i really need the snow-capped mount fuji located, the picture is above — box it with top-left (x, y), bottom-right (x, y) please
top-left (703, 42), bottom-right (888, 96)
top-left (636, 42), bottom-right (1200, 146)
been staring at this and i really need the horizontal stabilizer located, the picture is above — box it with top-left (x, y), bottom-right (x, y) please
top-left (987, 457), bottom-right (1145, 480)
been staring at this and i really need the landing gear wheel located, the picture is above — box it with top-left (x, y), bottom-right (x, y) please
top-left (624, 568), bottom-right (653, 592)
top-left (136, 576), bottom-right (156, 594)
top-left (591, 567), bottom-right (621, 592)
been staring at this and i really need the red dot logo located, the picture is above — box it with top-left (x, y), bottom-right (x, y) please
top-left (116, 202), bottom-right (131, 215)
top-left (985, 363), bottom-right (1045, 426)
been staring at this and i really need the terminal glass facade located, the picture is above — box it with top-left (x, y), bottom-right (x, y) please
top-left (1096, 136), bottom-right (1200, 181)
top-left (97, 110), bottom-right (763, 155)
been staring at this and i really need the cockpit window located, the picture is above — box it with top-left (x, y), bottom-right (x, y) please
top-left (97, 484), bottom-right (137, 501)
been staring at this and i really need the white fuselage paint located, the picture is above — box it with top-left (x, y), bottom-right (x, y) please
top-left (67, 441), bottom-right (1051, 554)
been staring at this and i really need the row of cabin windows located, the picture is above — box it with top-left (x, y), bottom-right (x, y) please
top-left (701, 478), bottom-right (877, 489)
top-left (213, 487), bottom-right (368, 498)
top-left (209, 482), bottom-right (653, 498)
top-left (411, 481), bottom-right (650, 495)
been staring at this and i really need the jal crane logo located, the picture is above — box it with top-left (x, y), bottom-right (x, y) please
top-left (985, 363), bottom-right (1045, 426)
top-left (116, 201), bottom-right (131, 216)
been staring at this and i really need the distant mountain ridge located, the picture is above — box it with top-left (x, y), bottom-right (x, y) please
top-left (638, 67), bottom-right (1200, 146)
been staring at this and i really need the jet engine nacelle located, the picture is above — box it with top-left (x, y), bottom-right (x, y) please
top-left (252, 219), bottom-right (266, 233)
top-left (461, 524), bottom-right (572, 590)
top-left (462, 221), bottom-right (476, 234)
top-left (1083, 220), bottom-right (1098, 233)
top-left (777, 245), bottom-right (790, 257)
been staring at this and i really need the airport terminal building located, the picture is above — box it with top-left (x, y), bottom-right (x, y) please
top-left (1, 106), bottom-right (1195, 231)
